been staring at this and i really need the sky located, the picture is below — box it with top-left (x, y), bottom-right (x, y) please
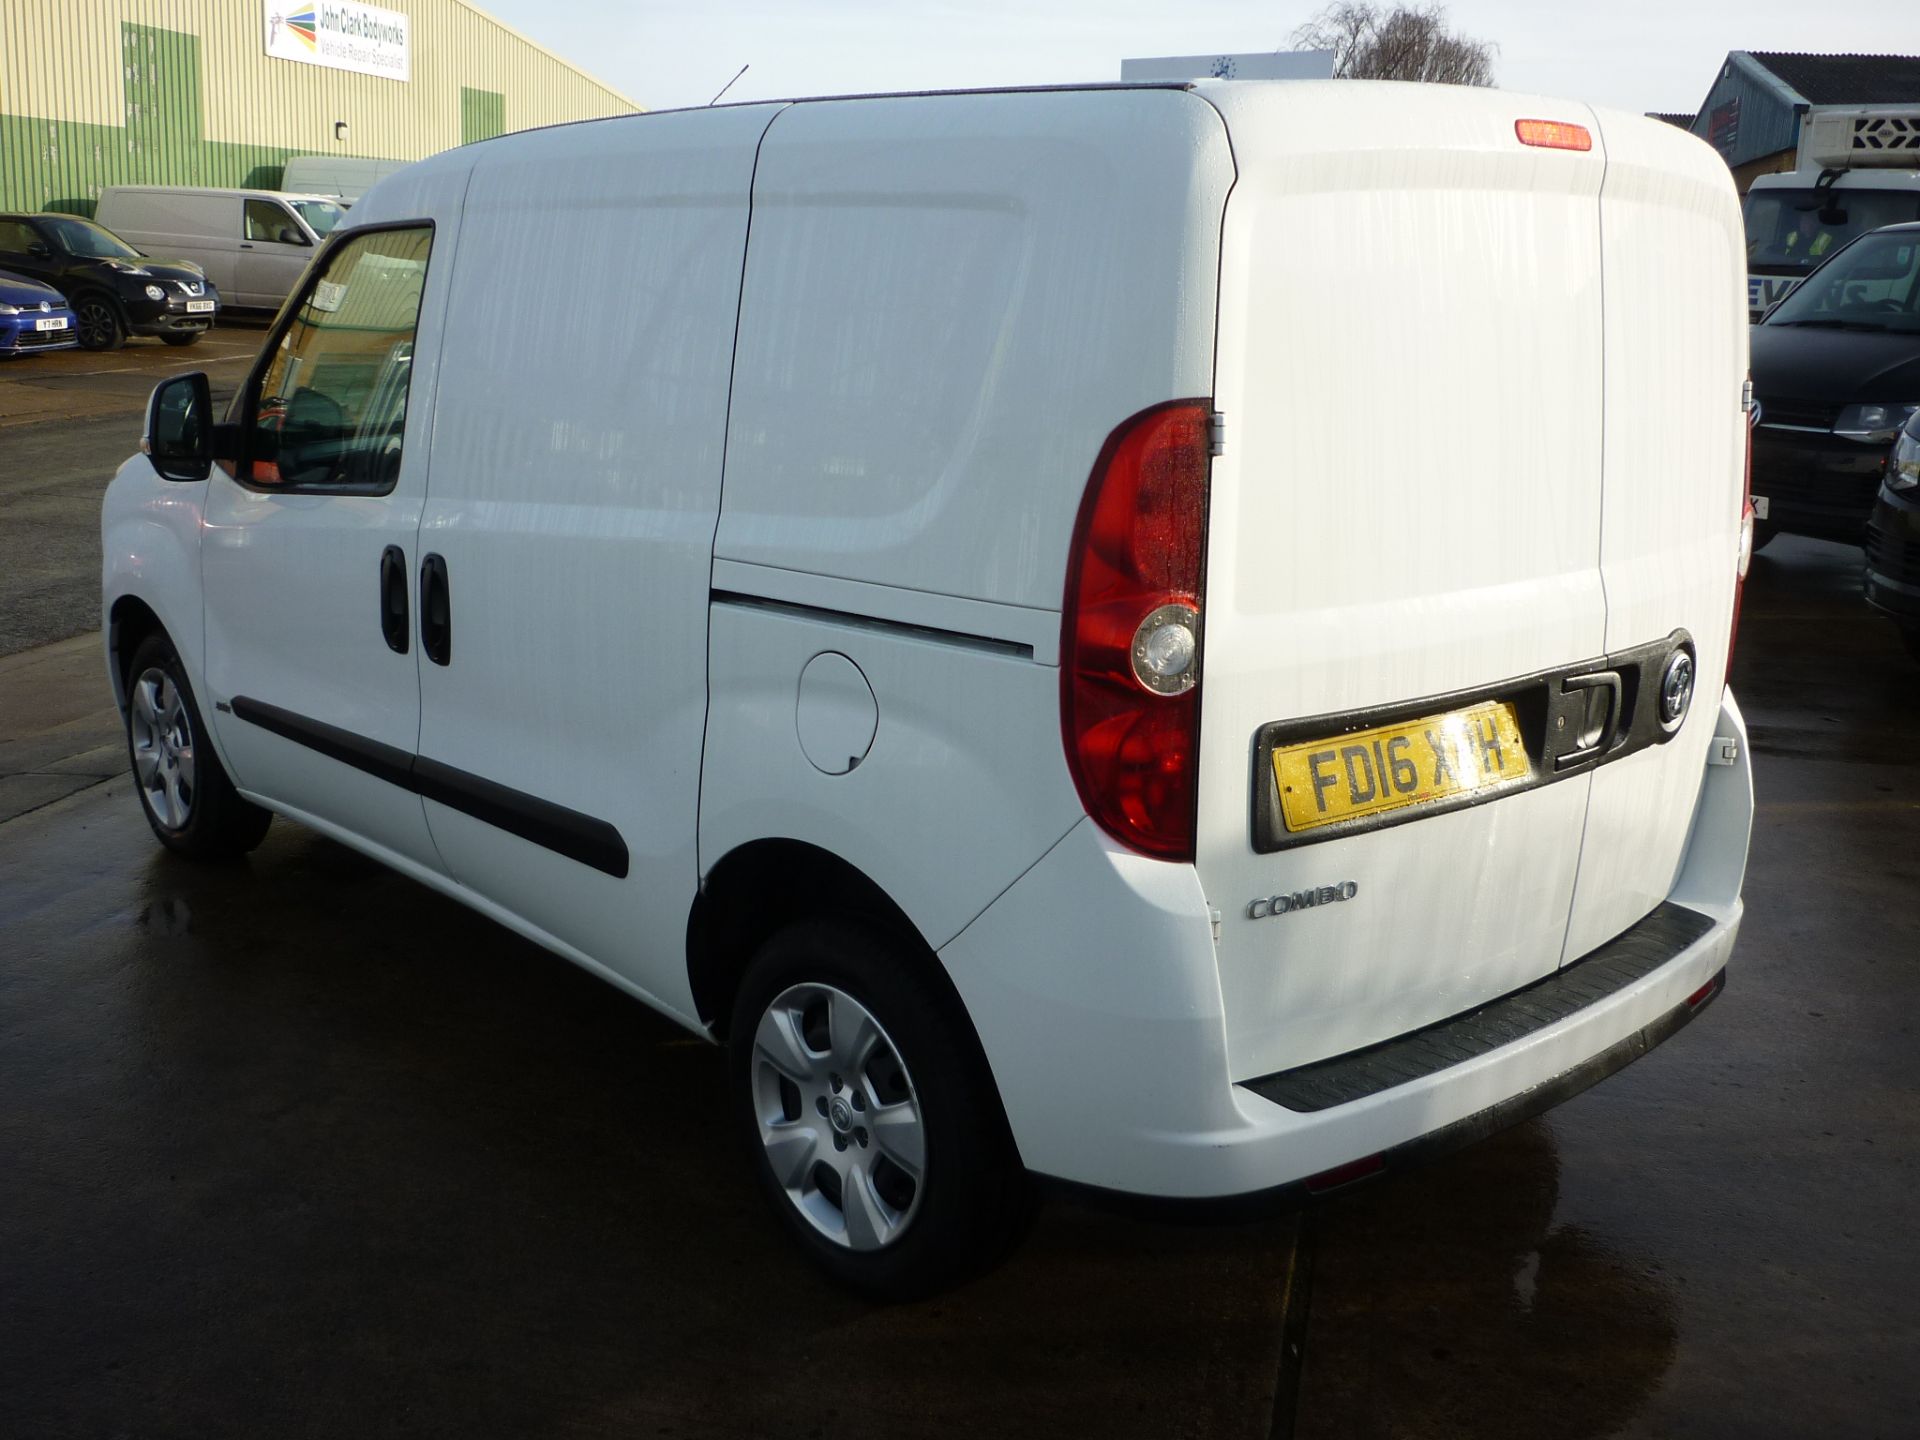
top-left (478, 0), bottom-right (1919, 118)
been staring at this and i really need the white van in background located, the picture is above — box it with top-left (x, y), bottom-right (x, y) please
top-left (279, 155), bottom-right (412, 207)
top-left (104, 81), bottom-right (1755, 1298)
top-left (94, 186), bottom-right (346, 311)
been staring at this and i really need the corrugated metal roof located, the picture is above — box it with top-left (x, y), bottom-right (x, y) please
top-left (1747, 53), bottom-right (1920, 106)
top-left (1647, 112), bottom-right (1696, 129)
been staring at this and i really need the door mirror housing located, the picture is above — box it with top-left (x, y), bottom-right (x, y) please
top-left (143, 373), bottom-right (238, 482)
top-left (26, 240), bottom-right (50, 258)
top-left (277, 226), bottom-right (309, 246)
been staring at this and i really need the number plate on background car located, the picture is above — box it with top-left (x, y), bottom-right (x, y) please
top-left (1272, 700), bottom-right (1531, 834)
top-left (35, 317), bottom-right (67, 330)
top-left (186, 300), bottom-right (215, 313)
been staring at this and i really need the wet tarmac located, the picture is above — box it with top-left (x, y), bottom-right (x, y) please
top-left (0, 534), bottom-right (1916, 1439)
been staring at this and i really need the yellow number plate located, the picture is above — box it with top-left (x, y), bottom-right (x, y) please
top-left (1272, 700), bottom-right (1531, 834)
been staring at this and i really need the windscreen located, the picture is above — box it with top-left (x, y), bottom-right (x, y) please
top-left (37, 215), bottom-right (142, 259)
top-left (1764, 229), bottom-right (1920, 334)
top-left (288, 198), bottom-right (345, 238)
top-left (1744, 187), bottom-right (1920, 273)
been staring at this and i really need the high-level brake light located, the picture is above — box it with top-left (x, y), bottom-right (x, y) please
top-left (1515, 119), bottom-right (1592, 152)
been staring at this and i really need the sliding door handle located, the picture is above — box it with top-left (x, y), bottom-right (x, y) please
top-left (378, 545), bottom-right (409, 654)
top-left (419, 552), bottom-right (451, 666)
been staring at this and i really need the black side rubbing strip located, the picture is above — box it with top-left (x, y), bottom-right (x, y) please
top-left (412, 757), bottom-right (628, 878)
top-left (230, 696), bottom-right (415, 790)
top-left (1241, 901), bottom-right (1717, 1113)
top-left (228, 697), bottom-right (629, 879)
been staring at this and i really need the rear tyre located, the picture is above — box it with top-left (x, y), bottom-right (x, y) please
top-left (1750, 519), bottom-right (1779, 553)
top-left (729, 917), bottom-right (1029, 1299)
top-left (74, 293), bottom-right (125, 351)
top-left (160, 331), bottom-right (203, 347)
top-left (124, 634), bottom-right (272, 859)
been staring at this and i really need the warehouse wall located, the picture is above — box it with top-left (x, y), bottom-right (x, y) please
top-left (0, 0), bottom-right (639, 214)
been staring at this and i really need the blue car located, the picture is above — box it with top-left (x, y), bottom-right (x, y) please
top-left (0, 267), bottom-right (78, 356)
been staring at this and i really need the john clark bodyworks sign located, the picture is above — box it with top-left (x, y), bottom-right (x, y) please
top-left (264, 1), bottom-right (410, 82)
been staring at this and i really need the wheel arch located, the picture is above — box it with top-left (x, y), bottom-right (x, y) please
top-left (689, 836), bottom-right (1024, 1162)
top-left (107, 594), bottom-right (169, 713)
top-left (688, 838), bottom-right (928, 1036)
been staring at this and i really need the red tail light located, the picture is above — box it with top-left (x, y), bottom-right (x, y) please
top-left (1061, 400), bottom-right (1212, 861)
top-left (1730, 384), bottom-right (1756, 681)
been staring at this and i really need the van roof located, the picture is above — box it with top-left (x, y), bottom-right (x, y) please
top-left (100, 185), bottom-right (341, 202)
top-left (452, 79), bottom-right (1197, 150)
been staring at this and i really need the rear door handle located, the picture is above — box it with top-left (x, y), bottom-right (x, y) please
top-left (420, 552), bottom-right (451, 666)
top-left (378, 545), bottom-right (409, 654)
top-left (1555, 670), bottom-right (1623, 770)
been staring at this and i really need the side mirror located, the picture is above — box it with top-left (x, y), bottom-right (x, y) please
top-left (277, 226), bottom-right (309, 246)
top-left (26, 241), bottom-right (50, 258)
top-left (143, 373), bottom-right (238, 482)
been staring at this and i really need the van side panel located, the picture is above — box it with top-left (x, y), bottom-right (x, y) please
top-left (699, 90), bottom-right (1230, 955)
top-left (1194, 82), bottom-right (1610, 1081)
top-left (96, 188), bottom-right (242, 294)
top-left (410, 105), bottom-right (785, 1024)
top-left (1560, 110), bottom-right (1748, 960)
top-left (712, 89), bottom-right (1235, 617)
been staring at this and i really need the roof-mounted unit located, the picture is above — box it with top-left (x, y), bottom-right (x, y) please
top-left (1802, 107), bottom-right (1920, 170)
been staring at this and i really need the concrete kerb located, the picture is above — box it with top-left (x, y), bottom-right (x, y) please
top-left (0, 631), bottom-right (123, 824)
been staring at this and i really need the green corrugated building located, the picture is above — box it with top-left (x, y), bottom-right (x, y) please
top-left (0, 0), bottom-right (640, 214)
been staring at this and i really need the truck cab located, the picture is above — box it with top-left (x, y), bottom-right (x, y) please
top-left (1745, 108), bottom-right (1920, 321)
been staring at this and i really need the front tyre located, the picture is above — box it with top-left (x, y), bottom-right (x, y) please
top-left (729, 919), bottom-right (1028, 1299)
top-left (160, 330), bottom-right (204, 347)
top-left (73, 293), bottom-right (126, 351)
top-left (125, 634), bottom-right (272, 859)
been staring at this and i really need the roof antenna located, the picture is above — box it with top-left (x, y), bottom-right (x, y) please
top-left (709, 64), bottom-right (748, 106)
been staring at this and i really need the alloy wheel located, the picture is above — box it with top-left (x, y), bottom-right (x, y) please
top-left (751, 982), bottom-right (926, 1251)
top-left (130, 666), bottom-right (196, 831)
top-left (76, 299), bottom-right (117, 349)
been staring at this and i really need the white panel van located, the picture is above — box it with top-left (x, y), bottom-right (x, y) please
top-left (279, 155), bottom-right (412, 207)
top-left (95, 186), bottom-right (346, 310)
top-left (103, 82), bottom-right (1756, 1297)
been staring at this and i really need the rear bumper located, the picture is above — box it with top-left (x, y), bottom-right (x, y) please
top-left (941, 690), bottom-right (1753, 1199)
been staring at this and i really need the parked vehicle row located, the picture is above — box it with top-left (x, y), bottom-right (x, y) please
top-left (1747, 215), bottom-right (1920, 662)
top-left (0, 211), bottom-right (219, 351)
top-left (1749, 221), bottom-right (1920, 547)
top-left (95, 186), bottom-right (344, 311)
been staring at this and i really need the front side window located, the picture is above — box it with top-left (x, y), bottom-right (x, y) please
top-left (247, 226), bottom-right (431, 490)
top-left (0, 219), bottom-right (39, 252)
top-left (245, 200), bottom-right (302, 245)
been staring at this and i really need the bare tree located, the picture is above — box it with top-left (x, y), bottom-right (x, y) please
top-left (1293, 3), bottom-right (1497, 86)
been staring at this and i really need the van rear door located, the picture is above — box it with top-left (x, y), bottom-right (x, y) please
top-left (1561, 110), bottom-right (1747, 957)
top-left (1193, 83), bottom-right (1610, 1081)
